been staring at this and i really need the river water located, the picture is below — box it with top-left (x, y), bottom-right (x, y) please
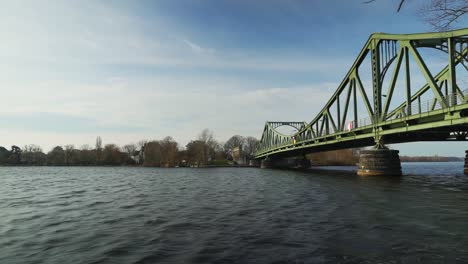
top-left (1, 163), bottom-right (468, 264)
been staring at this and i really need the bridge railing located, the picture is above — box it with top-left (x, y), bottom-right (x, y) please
top-left (385, 89), bottom-right (468, 121)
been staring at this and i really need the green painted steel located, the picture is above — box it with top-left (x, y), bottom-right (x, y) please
top-left (255, 28), bottom-right (468, 159)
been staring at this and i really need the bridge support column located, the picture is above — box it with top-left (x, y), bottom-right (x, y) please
top-left (464, 151), bottom-right (468, 174)
top-left (249, 160), bottom-right (259, 167)
top-left (357, 148), bottom-right (402, 176)
top-left (296, 157), bottom-right (311, 169)
top-left (260, 158), bottom-right (272, 169)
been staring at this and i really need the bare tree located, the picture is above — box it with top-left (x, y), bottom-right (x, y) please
top-left (243, 137), bottom-right (259, 159)
top-left (363, 0), bottom-right (406, 11)
top-left (365, 0), bottom-right (467, 30)
top-left (223, 135), bottom-right (244, 161)
top-left (186, 140), bottom-right (207, 166)
top-left (8, 145), bottom-right (22, 165)
top-left (0, 146), bottom-right (9, 164)
top-left (160, 137), bottom-right (179, 167)
top-left (64, 144), bottom-right (75, 165)
top-left (23, 144), bottom-right (42, 153)
top-left (22, 144), bottom-right (46, 165)
top-left (137, 140), bottom-right (147, 150)
top-left (421, 0), bottom-right (468, 30)
top-left (137, 139), bottom-right (148, 164)
top-left (199, 129), bottom-right (216, 147)
top-left (102, 144), bottom-right (123, 165)
top-left (95, 136), bottom-right (102, 164)
top-left (224, 135), bottom-right (245, 153)
top-left (79, 144), bottom-right (94, 165)
top-left (123, 144), bottom-right (137, 157)
top-left (81, 144), bottom-right (91, 150)
top-left (214, 141), bottom-right (226, 160)
top-left (143, 141), bottom-right (162, 166)
top-left (48, 146), bottom-right (65, 166)
top-left (198, 129), bottom-right (217, 162)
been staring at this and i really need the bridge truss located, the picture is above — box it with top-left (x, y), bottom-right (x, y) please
top-left (255, 28), bottom-right (468, 159)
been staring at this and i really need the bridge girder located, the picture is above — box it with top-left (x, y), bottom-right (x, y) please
top-left (255, 28), bottom-right (468, 159)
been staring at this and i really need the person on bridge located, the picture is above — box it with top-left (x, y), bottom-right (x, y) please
top-left (347, 121), bottom-right (354, 131)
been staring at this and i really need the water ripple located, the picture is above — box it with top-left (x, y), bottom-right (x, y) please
top-left (0, 165), bottom-right (467, 264)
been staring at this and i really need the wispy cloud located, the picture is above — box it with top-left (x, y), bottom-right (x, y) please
top-left (0, 0), bottom-right (461, 157)
top-left (182, 39), bottom-right (215, 54)
top-left (0, 1), bottom-right (354, 73)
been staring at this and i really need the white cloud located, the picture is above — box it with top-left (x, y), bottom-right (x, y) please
top-left (0, 1), bottom-right (460, 157)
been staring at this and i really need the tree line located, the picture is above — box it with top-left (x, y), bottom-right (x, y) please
top-left (0, 129), bottom-right (259, 167)
top-left (400, 155), bottom-right (462, 162)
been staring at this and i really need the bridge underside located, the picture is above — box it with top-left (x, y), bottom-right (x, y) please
top-left (259, 127), bottom-right (468, 160)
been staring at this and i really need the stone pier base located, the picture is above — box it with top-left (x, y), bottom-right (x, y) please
top-left (357, 149), bottom-right (402, 176)
top-left (464, 151), bottom-right (468, 174)
top-left (249, 159), bottom-right (259, 167)
top-left (295, 158), bottom-right (311, 169)
top-left (260, 159), bottom-right (272, 169)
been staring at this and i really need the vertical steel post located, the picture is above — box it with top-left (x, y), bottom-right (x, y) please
top-left (418, 96), bottom-right (421, 114)
top-left (353, 79), bottom-right (358, 128)
top-left (325, 115), bottom-right (329, 135)
top-left (336, 97), bottom-right (341, 131)
top-left (341, 81), bottom-right (352, 130)
top-left (405, 47), bottom-right (411, 115)
top-left (371, 40), bottom-right (382, 121)
top-left (444, 80), bottom-right (448, 99)
top-left (371, 40), bottom-right (382, 146)
top-left (448, 37), bottom-right (457, 106)
top-left (316, 121), bottom-right (319, 137)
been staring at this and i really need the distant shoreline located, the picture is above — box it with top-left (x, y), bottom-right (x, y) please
top-left (0, 159), bottom-right (463, 168)
top-left (0, 164), bottom-right (259, 168)
top-left (399, 156), bottom-right (463, 162)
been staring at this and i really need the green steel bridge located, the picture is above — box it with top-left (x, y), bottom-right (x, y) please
top-left (254, 28), bottom-right (468, 161)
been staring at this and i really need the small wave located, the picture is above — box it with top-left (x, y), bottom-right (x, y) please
top-left (1, 166), bottom-right (468, 264)
top-left (88, 200), bottom-right (112, 207)
top-left (119, 204), bottom-right (138, 209)
top-left (145, 218), bottom-right (167, 226)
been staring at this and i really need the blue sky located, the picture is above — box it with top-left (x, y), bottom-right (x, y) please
top-left (0, 0), bottom-right (466, 155)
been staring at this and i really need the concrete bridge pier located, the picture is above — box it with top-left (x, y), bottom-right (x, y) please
top-left (464, 151), bottom-right (468, 174)
top-left (357, 148), bottom-right (402, 176)
top-left (249, 159), bottom-right (259, 167)
top-left (296, 157), bottom-right (311, 169)
top-left (260, 157), bottom-right (272, 169)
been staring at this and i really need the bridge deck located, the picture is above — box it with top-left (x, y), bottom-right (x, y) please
top-left (255, 102), bottom-right (468, 159)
